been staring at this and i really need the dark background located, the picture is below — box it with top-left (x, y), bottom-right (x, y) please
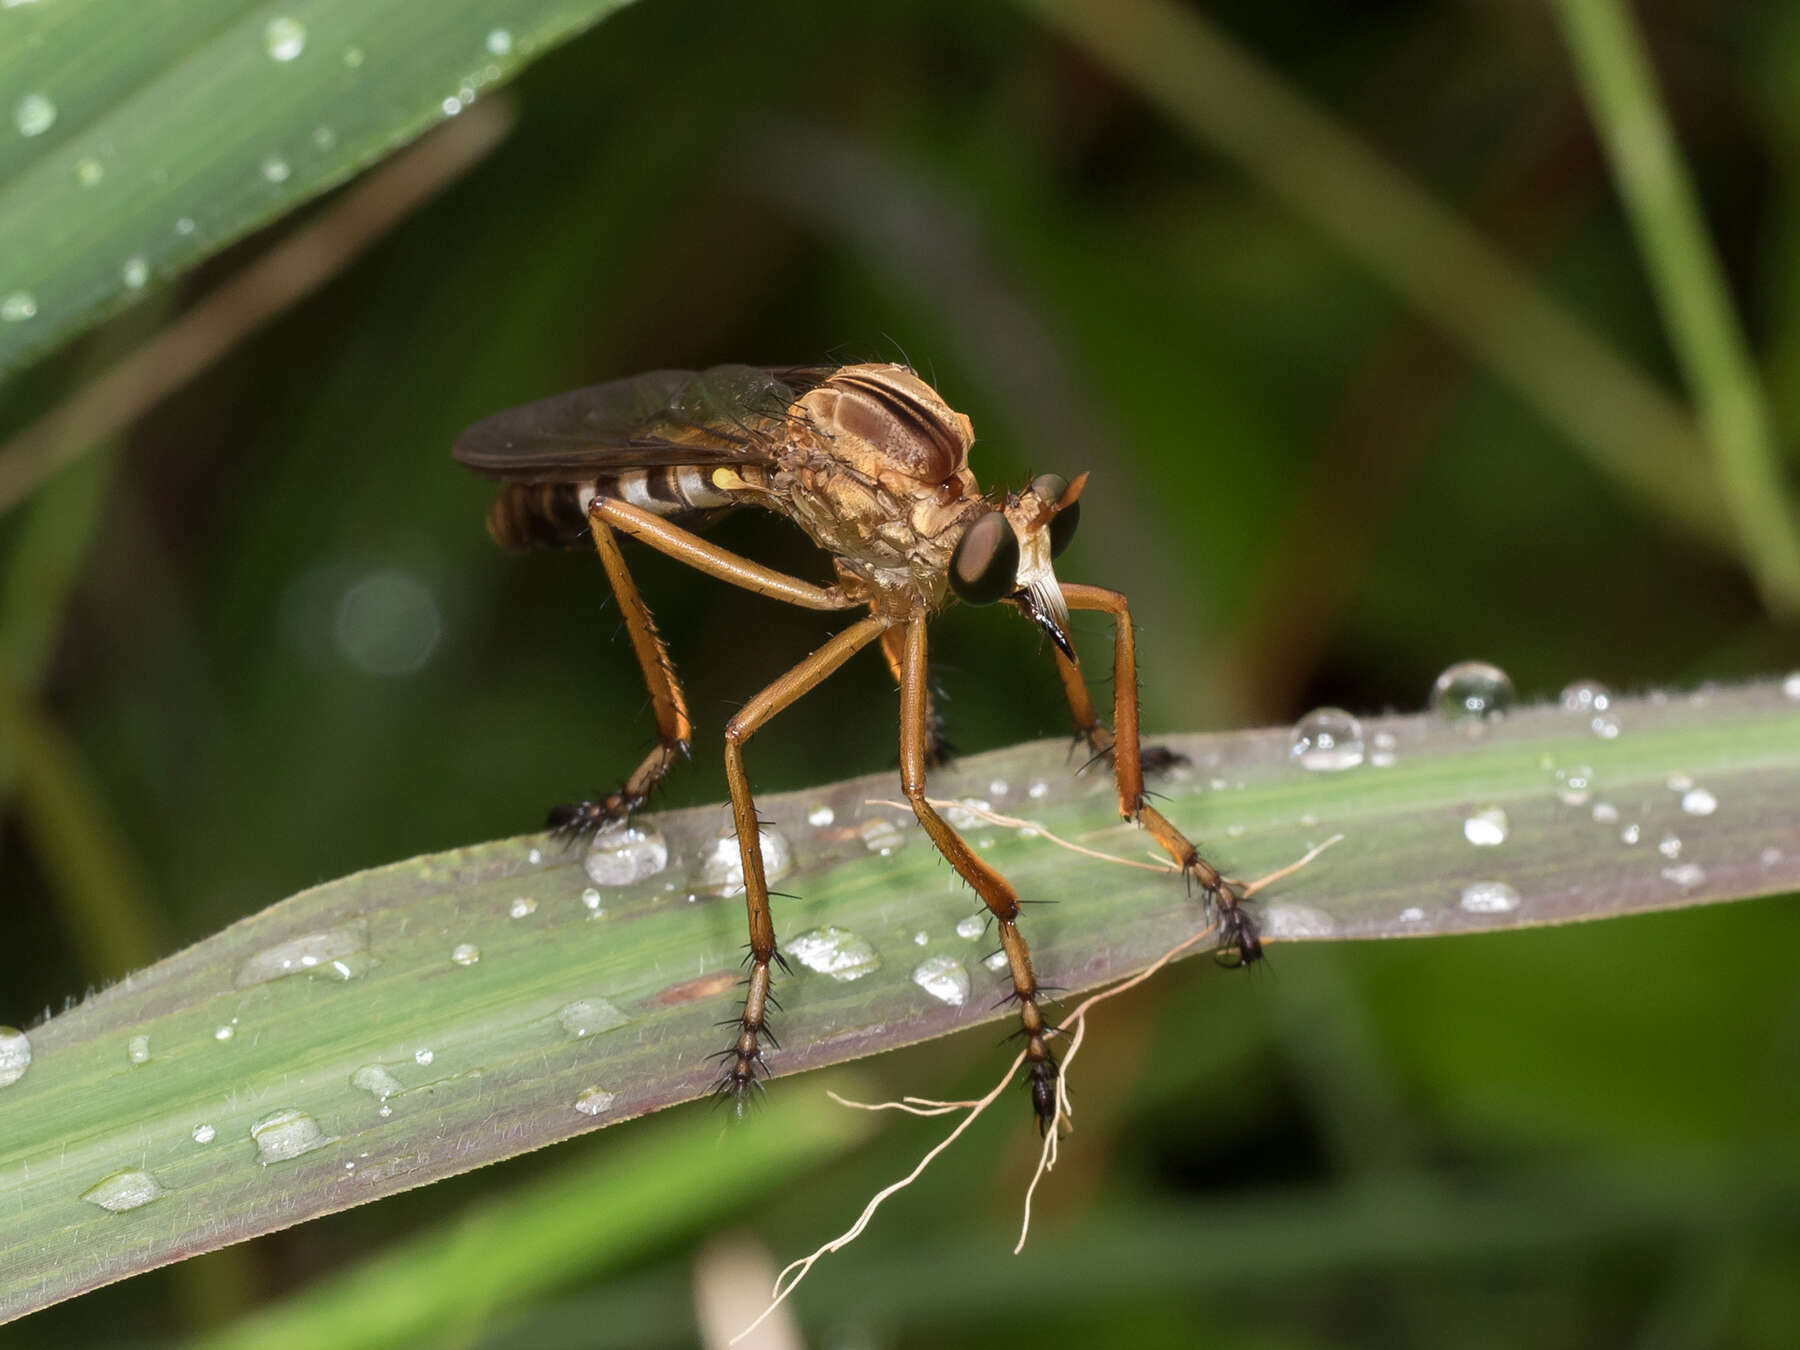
top-left (5, 1), bottom-right (1799, 1345)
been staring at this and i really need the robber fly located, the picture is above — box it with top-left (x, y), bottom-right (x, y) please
top-left (454, 363), bottom-right (1259, 1126)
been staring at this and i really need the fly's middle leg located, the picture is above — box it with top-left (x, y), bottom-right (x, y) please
top-left (899, 612), bottom-right (1059, 1128)
top-left (880, 626), bottom-right (950, 766)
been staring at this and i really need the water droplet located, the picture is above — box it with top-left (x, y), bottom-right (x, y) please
top-left (1290, 707), bottom-right (1364, 771)
top-left (1, 291), bottom-right (37, 323)
top-left (175, 217), bottom-right (196, 236)
top-left (699, 825), bottom-right (793, 893)
top-left (74, 157), bottom-right (103, 186)
top-left (1463, 806), bottom-right (1509, 846)
top-left (81, 1169), bottom-right (163, 1212)
top-left (955, 913), bottom-right (986, 939)
top-left (806, 804), bottom-right (835, 827)
top-left (1784, 672), bottom-right (1800, 701)
top-left (1620, 824), bottom-right (1641, 845)
top-left (264, 16), bottom-right (306, 62)
top-left (1262, 904), bottom-right (1336, 937)
top-left (912, 931), bottom-right (928, 946)
top-left (1027, 780), bottom-right (1049, 800)
top-left (911, 955), bottom-right (970, 1006)
top-left (251, 1108), bottom-right (332, 1164)
top-left (1591, 801), bottom-right (1619, 823)
top-left (1458, 880), bottom-right (1520, 914)
top-left (508, 896), bottom-right (537, 919)
top-left (1431, 660), bottom-right (1513, 722)
top-left (351, 1064), bottom-right (403, 1101)
top-left (1368, 730), bottom-right (1398, 768)
top-left (1398, 906), bottom-right (1425, 923)
top-left (988, 778), bottom-right (1010, 798)
top-left (450, 942), bottom-right (480, 967)
top-left (526, 846), bottom-right (543, 866)
top-left (0, 1027), bottom-right (31, 1087)
top-left (1761, 846), bottom-right (1785, 866)
top-left (192, 1123), bottom-right (215, 1144)
top-left (13, 92), bottom-right (55, 138)
top-left (1680, 787), bottom-right (1717, 816)
top-left (983, 950), bottom-right (1009, 972)
top-left (121, 256), bottom-right (148, 289)
top-left (580, 888), bottom-right (604, 917)
top-left (1661, 863), bottom-right (1706, 890)
top-left (1590, 713), bottom-right (1621, 740)
top-left (1657, 835), bottom-right (1682, 859)
top-left (574, 1087), bottom-right (615, 1116)
top-left (414, 1048), bottom-right (433, 1066)
top-left (486, 28), bottom-right (513, 55)
top-left (944, 799), bottom-right (992, 828)
top-left (557, 997), bottom-right (629, 1038)
top-left (235, 923), bottom-right (367, 987)
top-left (1553, 764), bottom-right (1595, 806)
top-left (1664, 772), bottom-right (1692, 792)
top-left (343, 46), bottom-right (364, 68)
top-left (583, 821), bottom-right (669, 886)
top-left (859, 817), bottom-right (906, 855)
top-left (261, 155), bottom-right (290, 184)
top-left (1559, 679), bottom-right (1611, 715)
top-left (441, 96), bottom-right (463, 117)
top-left (788, 926), bottom-right (879, 981)
top-left (127, 1034), bottom-right (150, 1065)
top-left (213, 1024), bottom-right (234, 1041)
top-left (311, 125), bottom-right (335, 151)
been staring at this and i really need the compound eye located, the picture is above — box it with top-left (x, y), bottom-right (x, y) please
top-left (949, 511), bottom-right (1020, 606)
top-left (1028, 472), bottom-right (1080, 559)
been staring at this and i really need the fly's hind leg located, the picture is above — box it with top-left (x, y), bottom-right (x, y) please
top-left (716, 615), bottom-right (892, 1111)
top-left (549, 513), bottom-right (694, 840)
top-left (1060, 583), bottom-right (1259, 965)
top-left (899, 612), bottom-right (1059, 1128)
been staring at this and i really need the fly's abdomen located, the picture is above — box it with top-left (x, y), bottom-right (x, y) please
top-left (484, 466), bottom-right (764, 550)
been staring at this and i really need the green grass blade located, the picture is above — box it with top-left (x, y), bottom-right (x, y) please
top-left (0, 0), bottom-right (639, 378)
top-left (1, 680), bottom-right (1795, 1321)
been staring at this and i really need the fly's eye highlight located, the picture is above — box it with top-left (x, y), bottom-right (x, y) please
top-left (949, 511), bottom-right (1019, 606)
top-left (1028, 472), bottom-right (1080, 559)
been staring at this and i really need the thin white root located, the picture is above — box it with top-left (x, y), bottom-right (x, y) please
top-left (865, 797), bottom-right (1178, 873)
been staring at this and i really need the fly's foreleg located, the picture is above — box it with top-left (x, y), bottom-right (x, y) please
top-left (1039, 606), bottom-right (1187, 776)
top-left (1061, 583), bottom-right (1260, 965)
top-left (900, 613), bottom-right (1059, 1128)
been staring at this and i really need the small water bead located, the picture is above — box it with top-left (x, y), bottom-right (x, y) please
top-left (1463, 807), bottom-right (1509, 846)
top-left (75, 157), bottom-right (103, 186)
top-left (1784, 672), bottom-right (1800, 701)
top-left (1665, 772), bottom-right (1693, 792)
top-left (81, 1169), bottom-right (164, 1212)
top-left (1, 291), bottom-right (37, 323)
top-left (127, 1034), bottom-right (150, 1065)
top-left (1590, 714), bottom-right (1621, 740)
top-left (265, 16), bottom-right (306, 62)
top-left (508, 896), bottom-right (537, 919)
top-left (1398, 906), bottom-right (1425, 923)
top-left (442, 96), bottom-right (463, 117)
top-left (351, 1064), bottom-right (403, 1102)
top-left (557, 997), bottom-right (629, 1039)
top-left (1027, 780), bottom-right (1049, 800)
top-left (583, 821), bottom-right (669, 886)
top-left (192, 1123), bottom-right (216, 1144)
top-left (414, 1048), bottom-right (434, 1066)
top-left (859, 817), bottom-right (906, 856)
top-left (486, 28), bottom-right (513, 56)
top-left (1369, 731), bottom-right (1398, 768)
top-left (983, 950), bottom-right (1009, 973)
top-left (699, 826), bottom-right (793, 894)
top-left (1680, 787), bottom-right (1717, 817)
top-left (344, 46), bottom-right (364, 67)
top-left (261, 155), bottom-right (290, 184)
top-left (581, 887), bottom-right (603, 914)
top-left (1553, 765), bottom-right (1594, 806)
top-left (911, 955), bottom-right (970, 1007)
top-left (1592, 802), bottom-right (1620, 824)
top-left (122, 256), bottom-right (149, 289)
top-left (0, 1027), bottom-right (30, 1087)
top-left (1661, 863), bottom-right (1706, 890)
top-left (955, 913), bottom-right (986, 940)
top-left (1620, 824), bottom-right (1642, 846)
top-left (527, 846), bottom-right (543, 865)
top-left (235, 923), bottom-right (367, 987)
top-left (1261, 904), bottom-right (1336, 938)
top-left (1559, 679), bottom-right (1612, 715)
top-left (312, 126), bottom-right (335, 151)
top-left (574, 1087), bottom-right (615, 1116)
top-left (450, 942), bottom-right (480, 967)
top-left (1290, 707), bottom-right (1364, 771)
top-left (788, 926), bottom-right (880, 981)
top-left (1458, 880), bottom-right (1521, 914)
top-left (944, 799), bottom-right (992, 829)
top-left (1431, 660), bottom-right (1513, 723)
top-left (988, 778), bottom-right (1010, 798)
top-left (1762, 847), bottom-right (1786, 866)
top-left (912, 931), bottom-right (928, 947)
top-left (806, 804), bottom-right (835, 827)
top-left (1657, 835), bottom-right (1682, 859)
top-left (251, 1108), bottom-right (332, 1164)
top-left (214, 1024), bottom-right (235, 1041)
top-left (13, 92), bottom-right (55, 137)
top-left (175, 217), bottom-right (196, 236)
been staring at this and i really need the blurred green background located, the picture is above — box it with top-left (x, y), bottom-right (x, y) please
top-left (4, 0), bottom-right (1800, 1345)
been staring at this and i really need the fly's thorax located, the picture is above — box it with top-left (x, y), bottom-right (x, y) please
top-left (790, 364), bottom-right (975, 489)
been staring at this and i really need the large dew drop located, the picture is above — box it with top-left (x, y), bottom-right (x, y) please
top-left (910, 955), bottom-right (970, 1007)
top-left (235, 923), bottom-right (368, 987)
top-left (1462, 806), bottom-right (1509, 846)
top-left (574, 1087), bottom-right (615, 1116)
top-left (1, 291), bottom-right (37, 323)
top-left (698, 826), bottom-right (792, 895)
top-left (250, 1108), bottom-right (332, 1164)
top-left (1458, 880), bottom-right (1521, 914)
top-left (557, 997), bottom-right (630, 1039)
top-left (350, 1064), bottom-right (403, 1102)
top-left (0, 1027), bottom-right (31, 1087)
top-left (264, 16), bottom-right (306, 61)
top-left (583, 821), bottom-right (668, 886)
top-left (1431, 660), bottom-right (1513, 723)
top-left (13, 92), bottom-right (55, 137)
top-left (1290, 708), bottom-right (1363, 771)
top-left (788, 926), bottom-right (879, 981)
top-left (127, 1034), bottom-right (151, 1065)
top-left (81, 1169), bottom-right (164, 1212)
top-left (1680, 787), bottom-right (1717, 817)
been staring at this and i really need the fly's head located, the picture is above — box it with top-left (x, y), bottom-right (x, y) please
top-left (947, 472), bottom-right (1086, 656)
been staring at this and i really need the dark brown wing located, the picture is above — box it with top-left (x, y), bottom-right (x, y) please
top-left (453, 364), bottom-right (832, 483)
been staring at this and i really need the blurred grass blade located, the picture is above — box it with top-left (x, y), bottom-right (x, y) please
top-left (0, 0), bottom-right (637, 380)
top-left (1552, 0), bottom-right (1800, 616)
top-left (189, 1085), bottom-right (872, 1350)
top-left (2, 681), bottom-right (1796, 1321)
